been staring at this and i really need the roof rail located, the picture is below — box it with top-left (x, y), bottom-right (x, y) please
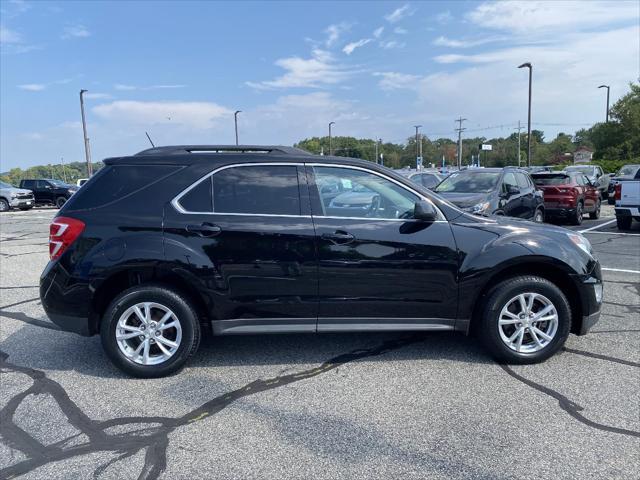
top-left (135, 145), bottom-right (313, 156)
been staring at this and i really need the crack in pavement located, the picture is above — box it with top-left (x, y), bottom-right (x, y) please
top-left (499, 364), bottom-right (640, 439)
top-left (0, 336), bottom-right (427, 479)
top-left (562, 347), bottom-right (640, 368)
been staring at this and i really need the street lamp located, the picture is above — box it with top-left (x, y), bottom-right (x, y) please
top-left (518, 62), bottom-right (532, 167)
top-left (328, 122), bottom-right (335, 155)
top-left (234, 110), bottom-right (242, 145)
top-left (598, 85), bottom-right (610, 122)
top-left (79, 89), bottom-right (93, 176)
top-left (414, 125), bottom-right (422, 168)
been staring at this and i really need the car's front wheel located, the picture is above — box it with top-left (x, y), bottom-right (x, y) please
top-left (55, 196), bottom-right (67, 208)
top-left (101, 284), bottom-right (201, 377)
top-left (478, 276), bottom-right (571, 364)
top-left (0, 198), bottom-right (9, 212)
top-left (533, 208), bottom-right (544, 223)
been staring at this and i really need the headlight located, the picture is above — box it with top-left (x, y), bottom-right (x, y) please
top-left (567, 232), bottom-right (592, 256)
top-left (10, 193), bottom-right (17, 198)
top-left (469, 202), bottom-right (491, 214)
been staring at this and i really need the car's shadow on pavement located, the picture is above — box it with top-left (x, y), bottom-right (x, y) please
top-left (1, 323), bottom-right (494, 379)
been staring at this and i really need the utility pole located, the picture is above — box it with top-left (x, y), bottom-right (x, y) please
top-left (515, 120), bottom-right (523, 167)
top-left (79, 89), bottom-right (93, 177)
top-left (455, 117), bottom-right (467, 169)
top-left (598, 85), bottom-right (610, 122)
top-left (375, 139), bottom-right (379, 164)
top-left (234, 110), bottom-right (241, 145)
top-left (328, 122), bottom-right (335, 155)
top-left (61, 157), bottom-right (68, 183)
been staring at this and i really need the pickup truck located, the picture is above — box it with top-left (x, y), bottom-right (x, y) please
top-left (19, 178), bottom-right (78, 208)
top-left (614, 179), bottom-right (640, 230)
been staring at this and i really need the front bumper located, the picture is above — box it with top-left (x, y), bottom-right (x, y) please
top-left (571, 262), bottom-right (603, 335)
top-left (9, 197), bottom-right (34, 208)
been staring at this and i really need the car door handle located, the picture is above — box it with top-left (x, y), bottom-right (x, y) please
top-left (186, 223), bottom-right (221, 237)
top-left (321, 230), bottom-right (355, 244)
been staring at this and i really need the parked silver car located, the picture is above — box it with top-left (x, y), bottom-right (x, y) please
top-left (0, 181), bottom-right (35, 212)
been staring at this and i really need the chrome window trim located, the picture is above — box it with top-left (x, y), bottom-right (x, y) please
top-left (172, 161), bottom-right (445, 221)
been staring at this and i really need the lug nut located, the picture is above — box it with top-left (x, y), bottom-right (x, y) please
top-left (139, 335), bottom-right (144, 341)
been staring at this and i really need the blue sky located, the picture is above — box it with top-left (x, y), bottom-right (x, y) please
top-left (1, 0), bottom-right (638, 169)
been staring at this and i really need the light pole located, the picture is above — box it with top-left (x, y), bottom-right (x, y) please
top-left (598, 85), bottom-right (610, 122)
top-left (414, 125), bottom-right (422, 169)
top-left (455, 117), bottom-right (466, 169)
top-left (234, 110), bottom-right (242, 145)
top-left (79, 89), bottom-right (93, 176)
top-left (328, 122), bottom-right (335, 155)
top-left (518, 62), bottom-right (532, 167)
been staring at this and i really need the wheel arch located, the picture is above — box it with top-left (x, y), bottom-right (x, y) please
top-left (468, 260), bottom-right (584, 337)
top-left (89, 267), bottom-right (210, 335)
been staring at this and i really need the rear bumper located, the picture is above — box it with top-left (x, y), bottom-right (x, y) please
top-left (545, 207), bottom-right (576, 218)
top-left (615, 207), bottom-right (640, 217)
top-left (40, 260), bottom-right (93, 336)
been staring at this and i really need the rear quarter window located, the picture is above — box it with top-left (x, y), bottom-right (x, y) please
top-left (65, 164), bottom-right (181, 210)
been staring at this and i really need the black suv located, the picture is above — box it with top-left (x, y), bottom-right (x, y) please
top-left (433, 167), bottom-right (545, 222)
top-left (19, 178), bottom-right (78, 208)
top-left (41, 146), bottom-right (603, 377)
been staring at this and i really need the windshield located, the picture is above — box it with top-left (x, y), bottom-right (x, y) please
top-left (0, 181), bottom-right (13, 188)
top-left (532, 174), bottom-right (570, 185)
top-left (48, 179), bottom-right (70, 187)
top-left (616, 165), bottom-right (640, 177)
top-left (566, 166), bottom-right (594, 175)
top-left (434, 171), bottom-right (500, 193)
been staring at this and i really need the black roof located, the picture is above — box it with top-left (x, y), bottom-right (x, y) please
top-left (135, 145), bottom-right (312, 156)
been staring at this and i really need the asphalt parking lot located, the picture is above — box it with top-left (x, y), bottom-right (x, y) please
top-left (1, 206), bottom-right (638, 479)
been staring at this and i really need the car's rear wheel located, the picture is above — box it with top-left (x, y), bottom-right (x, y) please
top-left (616, 215), bottom-right (632, 230)
top-left (0, 198), bottom-right (9, 212)
top-left (101, 284), bottom-right (201, 377)
top-left (607, 195), bottom-right (615, 205)
top-left (570, 201), bottom-right (583, 225)
top-left (478, 276), bottom-right (570, 364)
top-left (55, 196), bottom-right (67, 208)
top-left (589, 198), bottom-right (601, 219)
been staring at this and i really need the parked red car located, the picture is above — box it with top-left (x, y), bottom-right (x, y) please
top-left (531, 172), bottom-right (601, 225)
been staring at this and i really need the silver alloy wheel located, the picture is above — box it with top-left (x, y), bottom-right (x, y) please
top-left (497, 293), bottom-right (558, 353)
top-left (0, 199), bottom-right (8, 212)
top-left (534, 210), bottom-right (544, 223)
top-left (116, 302), bottom-right (182, 365)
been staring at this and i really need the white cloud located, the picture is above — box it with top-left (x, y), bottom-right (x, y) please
top-left (62, 24), bottom-right (91, 39)
top-left (433, 35), bottom-right (504, 48)
top-left (374, 72), bottom-right (420, 90)
top-left (373, 26), bottom-right (384, 38)
top-left (394, 27), bottom-right (408, 35)
top-left (114, 84), bottom-right (186, 91)
top-left (342, 38), bottom-right (372, 55)
top-left (246, 49), bottom-right (353, 89)
top-left (18, 83), bottom-right (45, 91)
top-left (379, 40), bottom-right (405, 50)
top-left (324, 22), bottom-right (351, 47)
top-left (467, 0), bottom-right (638, 34)
top-left (83, 92), bottom-right (112, 100)
top-left (385, 4), bottom-right (415, 23)
top-left (92, 100), bottom-right (232, 129)
top-left (435, 10), bottom-right (453, 25)
top-left (0, 25), bottom-right (21, 43)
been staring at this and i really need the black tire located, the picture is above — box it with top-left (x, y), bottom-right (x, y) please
top-left (570, 201), bottom-right (583, 225)
top-left (601, 190), bottom-right (608, 200)
top-left (616, 215), bottom-right (632, 230)
top-left (589, 199), bottom-right (601, 219)
top-left (55, 196), bottom-right (67, 208)
top-left (19, 206), bottom-right (33, 211)
top-left (0, 198), bottom-right (9, 212)
top-left (607, 196), bottom-right (615, 205)
top-left (100, 284), bottom-right (201, 378)
top-left (478, 276), bottom-right (571, 364)
top-left (533, 208), bottom-right (544, 223)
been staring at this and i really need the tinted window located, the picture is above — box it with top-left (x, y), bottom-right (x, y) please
top-left (36, 180), bottom-right (50, 189)
top-left (313, 166), bottom-right (419, 219)
top-left (418, 174), bottom-right (440, 189)
top-left (502, 172), bottom-right (518, 192)
top-left (575, 175), bottom-right (585, 186)
top-left (21, 180), bottom-right (35, 189)
top-left (212, 165), bottom-right (300, 215)
top-left (533, 174), bottom-right (570, 186)
top-left (515, 173), bottom-right (530, 189)
top-left (179, 177), bottom-right (213, 212)
top-left (67, 165), bottom-right (180, 210)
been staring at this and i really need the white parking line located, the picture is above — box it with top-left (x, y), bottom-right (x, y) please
top-left (602, 267), bottom-right (640, 274)
top-left (579, 219), bottom-right (616, 233)
top-left (585, 231), bottom-right (640, 236)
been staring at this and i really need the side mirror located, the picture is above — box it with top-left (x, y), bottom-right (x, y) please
top-left (414, 200), bottom-right (437, 222)
top-left (504, 184), bottom-right (520, 196)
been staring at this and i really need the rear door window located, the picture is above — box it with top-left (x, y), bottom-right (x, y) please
top-left (178, 177), bottom-right (213, 212)
top-left (212, 165), bottom-right (301, 216)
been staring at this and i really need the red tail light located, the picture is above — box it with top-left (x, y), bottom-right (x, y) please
top-left (49, 217), bottom-right (85, 260)
top-left (614, 183), bottom-right (622, 201)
